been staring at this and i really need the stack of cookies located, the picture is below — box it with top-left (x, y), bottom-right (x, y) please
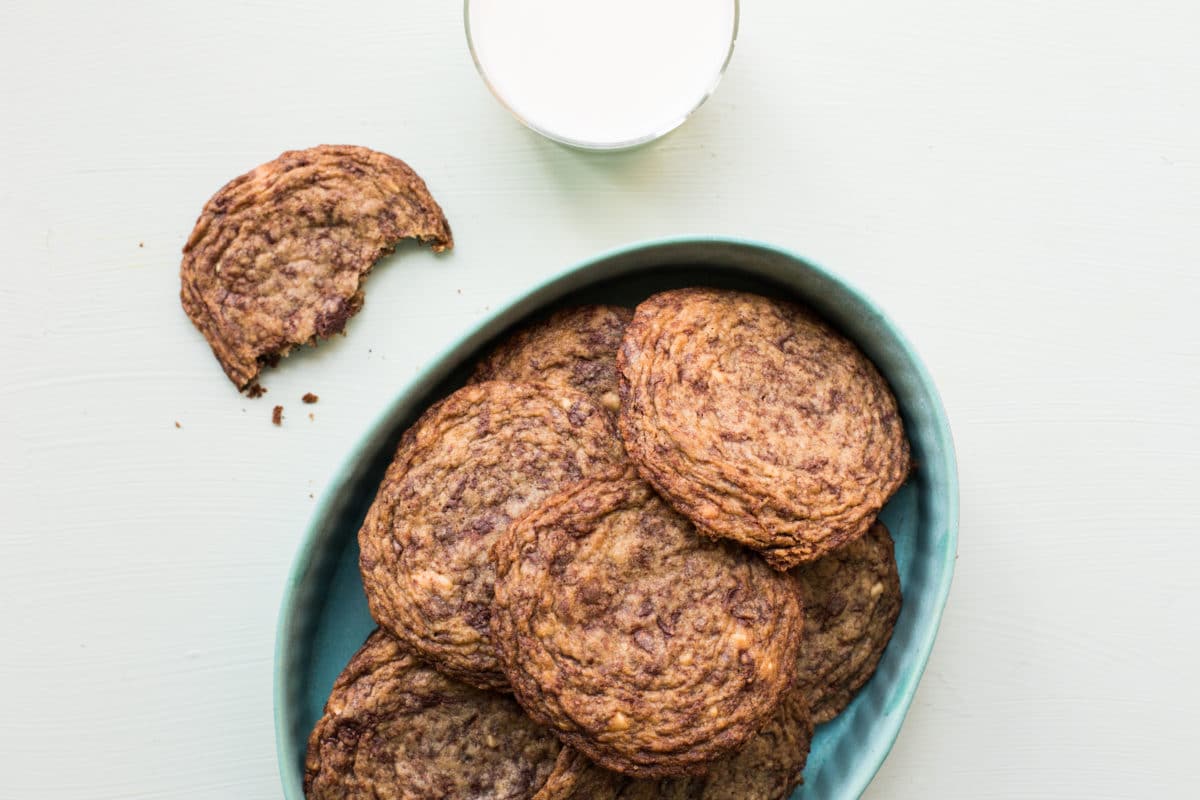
top-left (305, 290), bottom-right (910, 800)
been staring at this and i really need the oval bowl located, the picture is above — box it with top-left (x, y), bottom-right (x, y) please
top-left (275, 236), bottom-right (959, 799)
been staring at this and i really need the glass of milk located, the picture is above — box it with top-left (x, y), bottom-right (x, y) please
top-left (466, 0), bottom-right (739, 150)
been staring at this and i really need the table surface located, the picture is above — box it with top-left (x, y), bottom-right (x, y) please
top-left (2, 1), bottom-right (1198, 798)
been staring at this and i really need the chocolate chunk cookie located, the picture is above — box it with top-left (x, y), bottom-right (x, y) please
top-left (491, 471), bottom-right (803, 777)
top-left (538, 688), bottom-right (813, 799)
top-left (617, 288), bottom-right (910, 569)
top-left (304, 629), bottom-right (561, 800)
top-left (470, 306), bottom-right (634, 412)
top-left (359, 381), bottom-right (625, 690)
top-left (793, 520), bottom-right (902, 723)
top-left (536, 749), bottom-right (625, 800)
top-left (181, 144), bottom-right (452, 390)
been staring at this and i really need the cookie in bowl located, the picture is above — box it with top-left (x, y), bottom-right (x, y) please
top-left (617, 287), bottom-right (910, 569)
top-left (491, 470), bottom-right (803, 777)
top-left (358, 381), bottom-right (625, 690)
top-left (793, 520), bottom-right (903, 723)
top-left (538, 686), bottom-right (813, 799)
top-left (304, 629), bottom-right (561, 800)
top-left (470, 305), bottom-right (633, 412)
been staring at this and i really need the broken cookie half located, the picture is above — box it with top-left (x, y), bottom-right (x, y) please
top-left (180, 144), bottom-right (452, 391)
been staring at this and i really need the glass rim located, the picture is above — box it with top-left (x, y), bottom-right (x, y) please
top-left (463, 0), bottom-right (741, 151)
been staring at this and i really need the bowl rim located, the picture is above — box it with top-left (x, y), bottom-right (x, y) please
top-left (273, 234), bottom-right (959, 799)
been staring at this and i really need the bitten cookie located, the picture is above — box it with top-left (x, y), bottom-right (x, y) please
top-left (304, 630), bottom-right (561, 800)
top-left (358, 381), bottom-right (625, 690)
top-left (492, 471), bottom-right (803, 777)
top-left (469, 305), bottom-right (634, 412)
top-left (181, 144), bottom-right (452, 390)
top-left (793, 520), bottom-right (902, 723)
top-left (618, 288), bottom-right (910, 569)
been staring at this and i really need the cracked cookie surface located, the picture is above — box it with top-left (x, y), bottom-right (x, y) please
top-left (617, 288), bottom-right (910, 569)
top-left (470, 305), bottom-right (633, 412)
top-left (304, 630), bottom-right (561, 800)
top-left (537, 687), bottom-right (813, 799)
top-left (492, 472), bottom-right (803, 777)
top-left (359, 381), bottom-right (625, 690)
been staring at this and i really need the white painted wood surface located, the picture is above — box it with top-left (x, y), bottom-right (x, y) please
top-left (2, 1), bottom-right (1198, 797)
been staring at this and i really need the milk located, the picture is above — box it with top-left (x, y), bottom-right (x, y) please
top-left (467, 0), bottom-right (738, 149)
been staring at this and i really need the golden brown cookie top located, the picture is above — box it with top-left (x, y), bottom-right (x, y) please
top-left (304, 630), bottom-right (561, 800)
top-left (617, 287), bottom-right (911, 569)
top-left (793, 520), bottom-right (902, 723)
top-left (358, 381), bottom-right (625, 690)
top-left (538, 688), bottom-right (814, 800)
top-left (181, 144), bottom-right (452, 390)
top-left (491, 471), bottom-right (803, 778)
top-left (470, 305), bottom-right (634, 412)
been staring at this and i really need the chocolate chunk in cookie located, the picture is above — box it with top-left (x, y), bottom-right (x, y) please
top-left (470, 305), bottom-right (634, 412)
top-left (304, 629), bottom-right (561, 800)
top-left (618, 288), bottom-right (910, 569)
top-left (492, 471), bottom-right (803, 777)
top-left (793, 520), bottom-right (902, 723)
top-left (181, 144), bottom-right (452, 390)
top-left (538, 687), bottom-right (813, 799)
top-left (358, 381), bottom-right (625, 690)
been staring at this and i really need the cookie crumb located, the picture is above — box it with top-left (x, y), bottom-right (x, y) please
top-left (302, 392), bottom-right (319, 404)
top-left (138, 241), bottom-right (144, 248)
top-left (272, 405), bottom-right (283, 426)
top-left (308, 413), bottom-right (315, 421)
top-left (247, 383), bottom-right (268, 398)
top-left (174, 421), bottom-right (181, 429)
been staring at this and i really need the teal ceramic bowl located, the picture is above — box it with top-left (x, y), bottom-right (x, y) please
top-left (275, 236), bottom-right (958, 799)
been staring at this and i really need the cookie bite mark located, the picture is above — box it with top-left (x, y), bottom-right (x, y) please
top-left (180, 144), bottom-right (452, 391)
